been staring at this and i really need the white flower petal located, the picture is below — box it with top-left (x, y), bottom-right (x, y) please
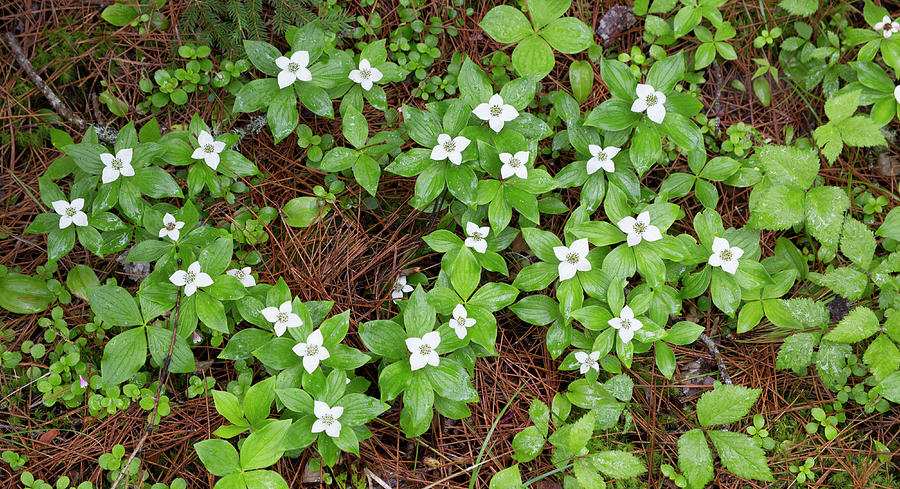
top-left (308, 329), bottom-right (324, 346)
top-left (184, 283), bottom-right (198, 296)
top-left (571, 238), bottom-right (589, 257)
top-left (101, 166), bottom-right (119, 184)
top-left (448, 150), bottom-right (462, 165)
top-left (119, 162), bottom-right (135, 177)
top-left (169, 270), bottom-right (188, 286)
top-left (711, 237), bottom-right (730, 253)
top-left (422, 331), bottom-right (441, 348)
top-left (296, 67), bottom-right (312, 82)
top-left (643, 225), bottom-right (663, 242)
top-left (409, 353), bottom-right (428, 371)
top-left (117, 148), bottom-right (133, 164)
top-left (466, 222), bottom-right (480, 236)
top-left (472, 103), bottom-right (492, 121)
top-left (194, 272), bottom-right (213, 288)
top-left (452, 304), bottom-right (467, 319)
top-left (636, 84), bottom-right (655, 98)
top-left (311, 419), bottom-right (326, 433)
top-left (620, 306), bottom-right (635, 320)
top-left (558, 262), bottom-right (577, 281)
top-left (553, 245), bottom-right (570, 261)
top-left (325, 420), bottom-right (341, 438)
top-left (277, 70), bottom-right (296, 89)
top-left (630, 98), bottom-right (648, 113)
top-left (488, 117), bottom-right (504, 132)
top-left (489, 94), bottom-right (504, 106)
top-left (51, 200), bottom-right (69, 215)
top-left (204, 152), bottom-right (221, 170)
top-left (260, 307), bottom-right (280, 322)
top-left (361, 79), bottom-right (373, 91)
top-left (708, 253), bottom-right (724, 268)
top-left (500, 163), bottom-right (515, 179)
top-left (617, 216), bottom-right (636, 234)
top-left (291, 51), bottom-right (310, 67)
top-left (731, 247), bottom-right (745, 260)
top-left (191, 147), bottom-right (207, 160)
top-left (71, 198), bottom-right (85, 210)
top-left (721, 259), bottom-right (739, 275)
top-left (574, 351), bottom-right (588, 363)
top-left (619, 328), bottom-right (635, 344)
top-left (626, 232), bottom-right (642, 247)
top-left (72, 212), bottom-right (88, 227)
top-left (58, 215), bottom-right (72, 229)
top-left (500, 104), bottom-right (519, 122)
top-left (273, 322), bottom-right (286, 337)
top-left (198, 131), bottom-right (214, 147)
top-left (99, 153), bottom-right (116, 166)
top-left (453, 136), bottom-right (471, 151)
top-left (275, 56), bottom-right (291, 70)
top-left (303, 355), bottom-right (320, 374)
top-left (369, 67), bottom-right (383, 82)
top-left (647, 104), bottom-right (666, 124)
top-left (314, 400), bottom-right (329, 418)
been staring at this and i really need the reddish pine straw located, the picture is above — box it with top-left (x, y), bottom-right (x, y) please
top-left (1, 1), bottom-right (898, 488)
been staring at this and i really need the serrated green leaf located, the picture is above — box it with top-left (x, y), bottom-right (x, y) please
top-left (707, 431), bottom-right (774, 482)
top-left (824, 307), bottom-right (879, 343)
top-left (696, 384), bottom-right (761, 427)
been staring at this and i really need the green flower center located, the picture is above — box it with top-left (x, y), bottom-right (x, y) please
top-left (184, 271), bottom-right (196, 284)
top-left (721, 249), bottom-right (733, 261)
top-left (566, 252), bottom-right (579, 264)
top-left (307, 344), bottom-right (320, 356)
top-left (204, 144), bottom-right (215, 153)
top-left (596, 152), bottom-right (608, 161)
top-left (360, 68), bottom-right (371, 79)
top-left (634, 222), bottom-right (647, 234)
top-left (455, 316), bottom-right (467, 328)
top-left (321, 414), bottom-right (334, 425)
top-left (489, 105), bottom-right (503, 117)
top-left (621, 318), bottom-right (632, 330)
top-left (508, 157), bottom-right (521, 168)
top-left (277, 312), bottom-right (289, 323)
top-left (65, 207), bottom-right (77, 217)
top-left (112, 158), bottom-right (123, 170)
top-left (418, 344), bottom-right (433, 355)
top-left (443, 140), bottom-right (456, 152)
top-left (288, 62), bottom-right (300, 72)
top-left (165, 222), bottom-right (176, 231)
top-left (234, 270), bottom-right (245, 280)
top-left (645, 94), bottom-right (658, 106)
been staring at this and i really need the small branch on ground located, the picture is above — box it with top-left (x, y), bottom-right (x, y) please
top-left (698, 333), bottom-right (732, 385)
top-left (109, 274), bottom-right (183, 489)
top-left (4, 31), bottom-right (118, 144)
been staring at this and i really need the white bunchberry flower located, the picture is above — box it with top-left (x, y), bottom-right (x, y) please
top-left (158, 213), bottom-right (184, 241)
top-left (275, 51), bottom-right (312, 88)
top-left (406, 331), bottom-right (441, 371)
top-left (449, 304), bottom-right (476, 339)
top-left (191, 130), bottom-right (226, 170)
top-left (574, 350), bottom-right (601, 375)
top-left (169, 261), bottom-right (213, 297)
top-left (875, 15), bottom-right (900, 38)
top-left (52, 199), bottom-right (87, 229)
top-left (79, 375), bottom-right (89, 388)
top-left (464, 222), bottom-right (490, 254)
top-left (292, 329), bottom-right (330, 373)
top-left (226, 266), bottom-right (256, 287)
top-left (312, 401), bottom-right (343, 438)
top-left (708, 237), bottom-right (744, 275)
top-left (631, 84), bottom-right (667, 124)
top-left (586, 144), bottom-right (620, 175)
top-left (391, 276), bottom-right (414, 299)
top-left (348, 58), bottom-right (383, 91)
top-left (499, 151), bottom-right (529, 179)
top-left (608, 305), bottom-right (644, 344)
top-left (894, 85), bottom-right (900, 105)
top-left (100, 148), bottom-right (134, 184)
top-left (473, 93), bottom-right (518, 132)
top-left (430, 133), bottom-right (471, 165)
top-left (617, 211), bottom-right (662, 247)
top-left (260, 300), bottom-right (303, 337)
top-left (553, 238), bottom-right (591, 281)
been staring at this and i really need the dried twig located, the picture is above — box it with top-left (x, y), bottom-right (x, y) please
top-left (109, 273), bottom-right (183, 489)
top-left (4, 31), bottom-right (118, 144)
top-left (698, 333), bottom-right (732, 385)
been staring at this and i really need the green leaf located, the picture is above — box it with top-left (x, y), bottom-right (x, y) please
top-left (194, 439), bottom-right (240, 477)
top-left (646, 52), bottom-right (685, 93)
top-left (399, 374), bottom-right (434, 437)
top-left (808, 267), bottom-right (868, 301)
top-left (521, 227), bottom-right (564, 263)
top-left (512, 426), bottom-right (545, 462)
top-left (824, 89), bottom-right (860, 122)
top-left (778, 0), bottom-right (818, 16)
top-left (837, 115), bottom-right (888, 148)
top-left (240, 419), bottom-right (290, 470)
top-left (747, 183), bottom-right (805, 230)
top-left (529, 0), bottom-right (570, 29)
top-left (243, 471), bottom-right (288, 489)
top-left (864, 334), bottom-right (900, 382)
top-left (212, 390), bottom-right (247, 426)
top-left (147, 326), bottom-right (195, 374)
top-left (267, 88), bottom-right (299, 143)
top-left (630, 120), bottom-right (662, 175)
top-left (359, 320), bottom-right (409, 361)
top-left (450, 247), bottom-right (481, 301)
top-left (353, 154), bottom-right (381, 196)
top-left (88, 285), bottom-right (143, 327)
top-left (342, 106), bottom-right (368, 149)
top-left (678, 429), bottom-right (713, 489)
top-left (479, 6), bottom-right (533, 43)
top-left (0, 273), bottom-right (54, 314)
top-left (568, 60), bottom-right (593, 104)
top-left (101, 327), bottom-right (147, 385)
top-left (243, 40), bottom-right (282, 77)
top-left (101, 3), bottom-right (139, 26)
top-left (298, 85), bottom-right (334, 118)
top-left (840, 218), bottom-right (876, 269)
top-left (489, 465), bottom-right (523, 489)
top-left (510, 295), bottom-right (561, 325)
top-left (512, 35), bottom-right (555, 79)
top-left (776, 332), bottom-right (819, 376)
top-left (283, 197), bottom-right (327, 228)
top-left (824, 306), bottom-right (879, 343)
top-left (804, 186), bottom-right (849, 251)
top-left (470, 282), bottom-right (519, 311)
top-left (757, 145), bottom-right (819, 190)
top-left (568, 410), bottom-right (595, 453)
top-left (540, 17), bottom-right (593, 54)
top-left (696, 384), bottom-right (761, 427)
top-left (707, 431), bottom-right (774, 482)
top-left (591, 450), bottom-right (646, 479)
top-left (426, 359), bottom-right (477, 402)
top-left (877, 207), bottom-right (900, 241)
